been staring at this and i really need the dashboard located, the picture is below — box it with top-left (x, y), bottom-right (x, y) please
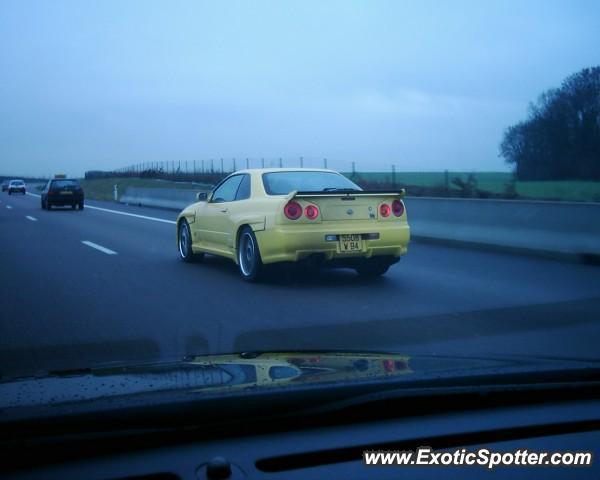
top-left (4, 398), bottom-right (598, 479)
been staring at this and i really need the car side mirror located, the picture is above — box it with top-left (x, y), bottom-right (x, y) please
top-left (196, 192), bottom-right (208, 202)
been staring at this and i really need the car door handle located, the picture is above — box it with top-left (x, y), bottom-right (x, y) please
top-left (220, 208), bottom-right (229, 213)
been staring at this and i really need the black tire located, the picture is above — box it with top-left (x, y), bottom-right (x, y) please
top-left (71, 204), bottom-right (76, 210)
top-left (79, 202), bottom-right (84, 210)
top-left (8, 191), bottom-right (11, 196)
top-left (178, 220), bottom-right (203, 263)
top-left (237, 226), bottom-right (264, 282)
top-left (355, 259), bottom-right (391, 277)
top-left (41, 199), bottom-right (45, 210)
top-left (47, 201), bottom-right (52, 210)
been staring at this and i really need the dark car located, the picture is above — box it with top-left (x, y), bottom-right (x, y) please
top-left (41, 179), bottom-right (85, 210)
top-left (7, 179), bottom-right (26, 195)
top-left (1, 181), bottom-right (9, 192)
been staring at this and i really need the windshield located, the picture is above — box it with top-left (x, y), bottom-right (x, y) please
top-left (0, 1), bottom-right (599, 422)
top-left (51, 179), bottom-right (79, 188)
top-left (263, 171), bottom-right (361, 195)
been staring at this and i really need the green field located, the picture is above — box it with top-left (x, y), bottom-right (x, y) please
top-left (344, 171), bottom-right (600, 202)
top-left (511, 181), bottom-right (600, 202)
top-left (79, 177), bottom-right (212, 201)
top-left (78, 173), bottom-right (600, 203)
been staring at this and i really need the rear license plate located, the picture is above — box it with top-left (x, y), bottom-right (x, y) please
top-left (339, 234), bottom-right (362, 253)
top-left (60, 191), bottom-right (73, 195)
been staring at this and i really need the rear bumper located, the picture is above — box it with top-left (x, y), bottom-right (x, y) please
top-left (255, 222), bottom-right (410, 265)
top-left (8, 188), bottom-right (25, 193)
top-left (47, 195), bottom-right (84, 205)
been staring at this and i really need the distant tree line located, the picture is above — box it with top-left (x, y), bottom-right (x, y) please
top-left (500, 66), bottom-right (600, 181)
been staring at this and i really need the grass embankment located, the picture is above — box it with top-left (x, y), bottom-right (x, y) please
top-left (79, 177), bottom-right (212, 201)
top-left (345, 172), bottom-right (600, 202)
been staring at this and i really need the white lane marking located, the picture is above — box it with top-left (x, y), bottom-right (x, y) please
top-left (6, 205), bottom-right (12, 209)
top-left (26, 192), bottom-right (176, 224)
top-left (84, 205), bottom-right (177, 224)
top-left (81, 240), bottom-right (117, 255)
top-left (26, 215), bottom-right (37, 221)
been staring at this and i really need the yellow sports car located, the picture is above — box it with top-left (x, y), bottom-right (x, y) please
top-left (188, 352), bottom-right (412, 393)
top-left (176, 168), bottom-right (410, 281)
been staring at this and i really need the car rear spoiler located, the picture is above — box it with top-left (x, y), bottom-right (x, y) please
top-left (287, 188), bottom-right (406, 199)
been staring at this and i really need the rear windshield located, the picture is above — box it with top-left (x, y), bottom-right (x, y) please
top-left (262, 171), bottom-right (360, 195)
top-left (10, 180), bottom-right (24, 185)
top-left (51, 180), bottom-right (79, 188)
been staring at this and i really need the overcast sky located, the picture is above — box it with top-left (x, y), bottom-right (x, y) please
top-left (1, 0), bottom-right (598, 177)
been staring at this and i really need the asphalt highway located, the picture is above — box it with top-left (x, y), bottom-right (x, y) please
top-left (1, 191), bottom-right (599, 378)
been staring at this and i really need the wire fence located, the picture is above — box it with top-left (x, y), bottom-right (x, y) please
top-left (83, 158), bottom-right (518, 198)
top-left (89, 157), bottom-right (332, 177)
top-left (85, 157), bottom-right (399, 183)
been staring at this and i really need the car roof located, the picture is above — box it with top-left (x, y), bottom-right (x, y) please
top-left (234, 168), bottom-right (340, 175)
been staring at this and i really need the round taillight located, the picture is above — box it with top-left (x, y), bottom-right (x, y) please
top-left (284, 201), bottom-right (302, 220)
top-left (379, 203), bottom-right (391, 217)
top-left (305, 204), bottom-right (319, 220)
top-left (382, 359), bottom-right (395, 372)
top-left (392, 199), bottom-right (404, 217)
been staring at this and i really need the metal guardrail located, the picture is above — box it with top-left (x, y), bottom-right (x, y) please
top-left (406, 197), bottom-right (600, 261)
top-left (119, 187), bottom-right (208, 210)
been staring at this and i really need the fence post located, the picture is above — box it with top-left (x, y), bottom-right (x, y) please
top-left (261, 158), bottom-right (265, 168)
top-left (233, 158), bottom-right (236, 172)
top-left (444, 169), bottom-right (449, 194)
top-left (323, 158), bottom-right (328, 169)
top-left (279, 158), bottom-right (283, 168)
top-left (211, 159), bottom-right (214, 173)
top-left (392, 164), bottom-right (396, 188)
top-left (352, 161), bottom-right (356, 178)
top-left (246, 158), bottom-right (249, 169)
top-left (220, 158), bottom-right (224, 173)
top-left (300, 156), bottom-right (303, 168)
